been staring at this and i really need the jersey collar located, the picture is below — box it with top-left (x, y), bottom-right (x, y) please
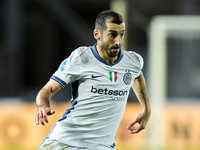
top-left (91, 43), bottom-right (124, 66)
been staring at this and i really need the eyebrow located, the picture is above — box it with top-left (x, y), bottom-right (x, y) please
top-left (109, 29), bottom-right (125, 33)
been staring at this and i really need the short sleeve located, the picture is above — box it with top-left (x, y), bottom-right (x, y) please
top-left (134, 52), bottom-right (144, 78)
top-left (51, 49), bottom-right (82, 87)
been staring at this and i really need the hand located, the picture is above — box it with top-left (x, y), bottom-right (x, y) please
top-left (126, 112), bottom-right (150, 134)
top-left (34, 107), bottom-right (55, 126)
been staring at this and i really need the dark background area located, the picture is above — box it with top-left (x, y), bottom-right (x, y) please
top-left (0, 0), bottom-right (200, 102)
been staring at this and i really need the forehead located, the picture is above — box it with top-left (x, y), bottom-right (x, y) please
top-left (105, 21), bottom-right (125, 32)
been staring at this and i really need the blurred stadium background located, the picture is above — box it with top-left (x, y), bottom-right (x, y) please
top-left (0, 0), bottom-right (200, 149)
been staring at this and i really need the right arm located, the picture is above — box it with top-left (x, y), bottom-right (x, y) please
top-left (34, 79), bottom-right (62, 126)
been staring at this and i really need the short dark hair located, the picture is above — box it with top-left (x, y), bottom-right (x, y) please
top-left (95, 10), bottom-right (124, 33)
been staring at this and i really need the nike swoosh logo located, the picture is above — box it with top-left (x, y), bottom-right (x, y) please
top-left (91, 74), bottom-right (103, 78)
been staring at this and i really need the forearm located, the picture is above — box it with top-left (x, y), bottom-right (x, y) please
top-left (36, 79), bottom-right (62, 108)
top-left (132, 72), bottom-right (151, 115)
top-left (35, 80), bottom-right (61, 126)
top-left (36, 89), bottom-right (51, 108)
top-left (127, 74), bottom-right (151, 133)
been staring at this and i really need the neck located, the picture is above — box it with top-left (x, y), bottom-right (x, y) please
top-left (96, 44), bottom-right (118, 64)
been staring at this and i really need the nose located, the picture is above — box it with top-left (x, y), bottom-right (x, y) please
top-left (115, 35), bottom-right (122, 46)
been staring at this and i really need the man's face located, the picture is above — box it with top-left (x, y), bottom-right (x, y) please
top-left (100, 21), bottom-right (125, 58)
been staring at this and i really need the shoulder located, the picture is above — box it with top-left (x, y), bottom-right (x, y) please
top-left (73, 46), bottom-right (90, 56)
top-left (122, 50), bottom-right (143, 65)
top-left (64, 46), bottom-right (92, 66)
top-left (67, 46), bottom-right (90, 60)
top-left (121, 50), bottom-right (144, 77)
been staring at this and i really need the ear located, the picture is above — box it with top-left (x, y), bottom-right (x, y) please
top-left (93, 29), bottom-right (101, 40)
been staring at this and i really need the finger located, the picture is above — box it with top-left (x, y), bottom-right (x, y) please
top-left (44, 109), bottom-right (56, 123)
top-left (43, 109), bottom-right (49, 123)
top-left (38, 110), bottom-right (45, 126)
top-left (129, 126), bottom-right (139, 134)
top-left (126, 120), bottom-right (137, 130)
top-left (50, 109), bottom-right (55, 114)
top-left (129, 124), bottom-right (144, 134)
top-left (34, 112), bottom-right (39, 125)
top-left (47, 109), bottom-right (55, 115)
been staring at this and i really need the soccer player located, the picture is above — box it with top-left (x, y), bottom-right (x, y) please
top-left (34, 10), bottom-right (151, 150)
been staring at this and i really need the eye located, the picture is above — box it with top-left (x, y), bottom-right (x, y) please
top-left (109, 33), bottom-right (117, 38)
top-left (120, 33), bottom-right (124, 37)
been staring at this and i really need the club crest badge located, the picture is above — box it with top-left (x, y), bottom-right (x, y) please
top-left (123, 72), bottom-right (132, 85)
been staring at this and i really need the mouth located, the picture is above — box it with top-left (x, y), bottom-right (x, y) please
top-left (110, 46), bottom-right (120, 51)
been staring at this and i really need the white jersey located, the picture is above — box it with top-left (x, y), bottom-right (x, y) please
top-left (47, 44), bottom-right (143, 149)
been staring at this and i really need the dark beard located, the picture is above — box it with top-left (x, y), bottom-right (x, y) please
top-left (100, 42), bottom-right (120, 58)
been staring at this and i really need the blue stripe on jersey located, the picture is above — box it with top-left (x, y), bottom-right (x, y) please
top-left (50, 75), bottom-right (66, 88)
top-left (58, 80), bottom-right (79, 122)
top-left (71, 80), bottom-right (79, 99)
top-left (91, 43), bottom-right (124, 66)
top-left (58, 99), bottom-right (77, 122)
